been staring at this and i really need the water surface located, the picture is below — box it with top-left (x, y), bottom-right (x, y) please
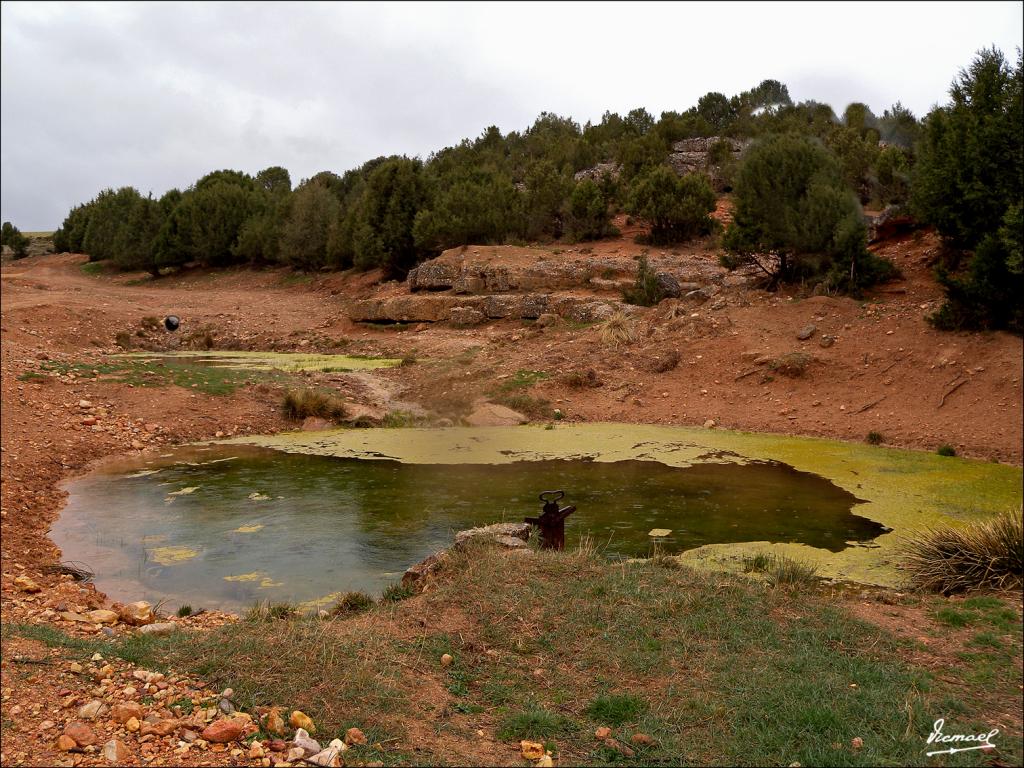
top-left (55, 443), bottom-right (881, 612)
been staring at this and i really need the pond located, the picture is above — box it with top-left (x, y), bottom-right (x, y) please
top-left (54, 424), bottom-right (1022, 613)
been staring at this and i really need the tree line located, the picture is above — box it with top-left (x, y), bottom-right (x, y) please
top-left (48, 47), bottom-right (1021, 331)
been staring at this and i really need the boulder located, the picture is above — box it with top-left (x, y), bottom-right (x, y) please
top-left (63, 721), bottom-right (97, 747)
top-left (654, 272), bottom-right (682, 299)
top-left (111, 703), bottom-right (144, 724)
top-left (402, 551), bottom-right (447, 587)
top-left (116, 601), bottom-right (154, 626)
top-left (85, 609), bottom-right (119, 625)
top-left (464, 402), bottom-right (529, 427)
top-left (102, 739), bottom-right (131, 764)
top-left (796, 324), bottom-right (817, 341)
top-left (201, 718), bottom-right (244, 743)
top-left (454, 522), bottom-right (532, 548)
top-left (293, 728), bottom-right (321, 756)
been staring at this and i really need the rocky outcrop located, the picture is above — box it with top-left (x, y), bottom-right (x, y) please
top-left (403, 522), bottom-right (533, 587)
top-left (668, 137), bottom-right (750, 191)
top-left (408, 247), bottom-right (620, 294)
top-left (347, 293), bottom-right (622, 325)
top-left (573, 162), bottom-right (621, 183)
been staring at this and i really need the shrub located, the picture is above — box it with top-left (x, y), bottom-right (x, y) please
top-left (900, 509), bottom-right (1022, 594)
top-left (0, 221), bottom-right (30, 258)
top-left (351, 157), bottom-right (428, 276)
top-left (565, 179), bottom-right (615, 241)
top-left (627, 166), bottom-right (716, 244)
top-left (912, 48), bottom-right (1022, 332)
top-left (866, 431), bottom-right (884, 445)
top-left (177, 604), bottom-right (193, 618)
top-left (743, 553), bottom-right (819, 587)
top-left (278, 180), bottom-right (339, 269)
top-left (936, 444), bottom-right (957, 457)
top-left (622, 254), bottom-right (667, 306)
top-left (723, 133), bottom-right (896, 293)
top-left (281, 389), bottom-right (348, 422)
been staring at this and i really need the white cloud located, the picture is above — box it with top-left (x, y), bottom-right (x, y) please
top-left (2, 0), bottom-right (1021, 229)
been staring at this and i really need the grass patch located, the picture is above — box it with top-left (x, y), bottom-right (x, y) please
top-left (497, 705), bottom-right (575, 740)
top-left (499, 369), bottom-right (550, 391)
top-left (331, 592), bottom-right (375, 616)
top-left (900, 508), bottom-right (1022, 594)
top-left (585, 694), bottom-right (648, 726)
top-left (177, 604), bottom-right (193, 618)
top-left (380, 583), bottom-right (415, 603)
top-left (35, 357), bottom-right (275, 395)
top-left (281, 388), bottom-right (348, 422)
top-left (79, 261), bottom-right (105, 276)
top-left (742, 553), bottom-right (820, 587)
top-left (22, 545), bottom-right (1018, 766)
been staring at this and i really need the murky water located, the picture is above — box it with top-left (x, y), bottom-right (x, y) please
top-left (54, 443), bottom-right (883, 612)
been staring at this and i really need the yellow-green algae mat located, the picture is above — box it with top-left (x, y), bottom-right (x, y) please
top-left (219, 423), bottom-right (1022, 587)
top-left (116, 350), bottom-right (401, 372)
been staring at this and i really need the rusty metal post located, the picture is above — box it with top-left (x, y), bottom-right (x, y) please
top-left (525, 490), bottom-right (576, 550)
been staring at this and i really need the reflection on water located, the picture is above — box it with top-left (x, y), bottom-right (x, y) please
top-left (54, 444), bottom-right (882, 612)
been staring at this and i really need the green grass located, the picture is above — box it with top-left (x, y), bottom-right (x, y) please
top-left (585, 694), bottom-right (648, 726)
top-left (497, 705), bottom-right (575, 740)
top-left (32, 357), bottom-right (280, 395)
top-left (499, 369), bottom-right (550, 391)
top-left (491, 391), bottom-right (552, 420)
top-left (79, 261), bottom-right (105, 276)
top-left (8, 549), bottom-right (1019, 766)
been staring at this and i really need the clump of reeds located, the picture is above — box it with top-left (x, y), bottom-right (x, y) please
top-left (900, 508), bottom-right (1023, 594)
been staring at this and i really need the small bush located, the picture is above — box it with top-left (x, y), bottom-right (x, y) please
top-left (114, 331), bottom-right (132, 349)
top-left (936, 444), bottom-right (957, 457)
top-left (176, 604), bottom-right (193, 618)
top-left (598, 311), bottom-right (638, 346)
top-left (900, 509), bottom-right (1023, 594)
top-left (281, 388), bottom-right (347, 422)
top-left (622, 254), bottom-right (667, 307)
top-left (585, 694), bottom-right (648, 726)
top-left (331, 591), bottom-right (375, 616)
top-left (866, 431), bottom-right (884, 445)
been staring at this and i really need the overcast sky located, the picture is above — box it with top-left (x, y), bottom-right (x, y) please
top-left (2, 1), bottom-right (1021, 230)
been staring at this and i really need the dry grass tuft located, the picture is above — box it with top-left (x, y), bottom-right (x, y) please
top-left (900, 508), bottom-right (1023, 594)
top-left (599, 311), bottom-right (638, 346)
top-left (281, 388), bottom-right (348, 422)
